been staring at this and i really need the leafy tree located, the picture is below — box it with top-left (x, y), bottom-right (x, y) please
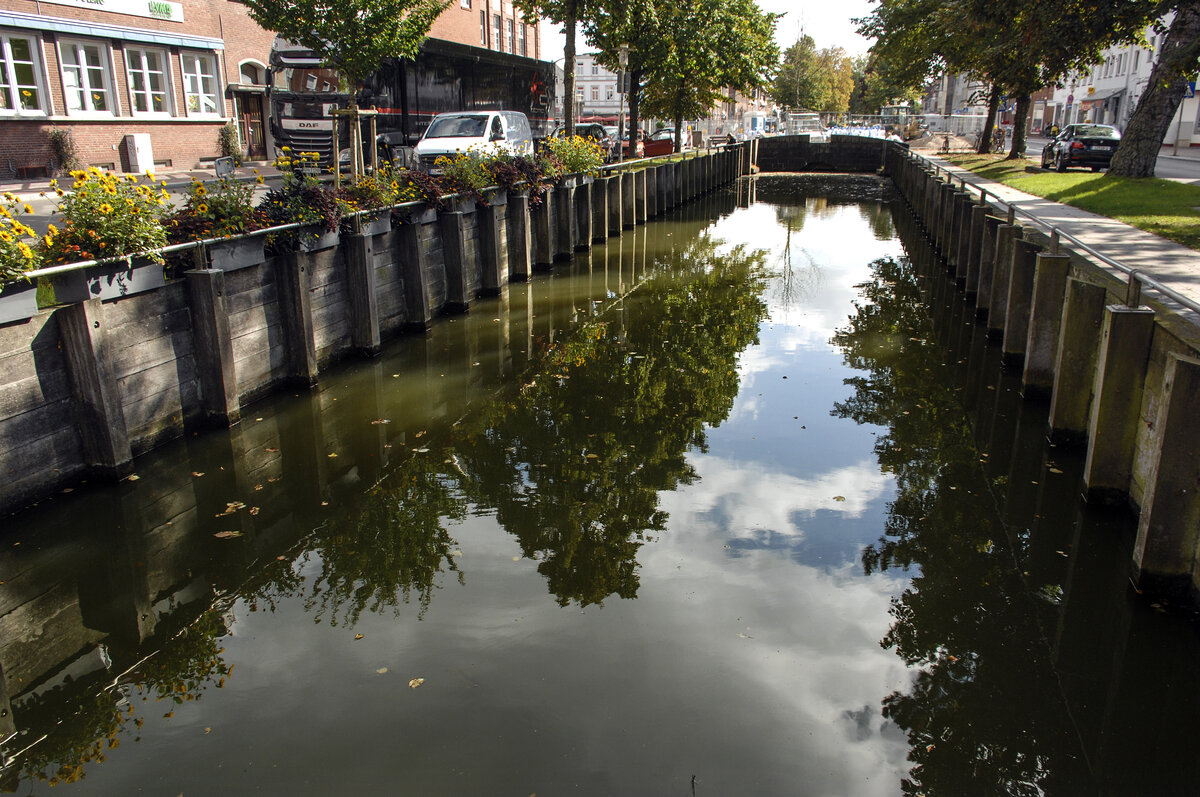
top-left (639, 0), bottom-right (779, 151)
top-left (584, 0), bottom-right (665, 150)
top-left (1110, 2), bottom-right (1200, 177)
top-left (238, 0), bottom-right (449, 93)
top-left (238, 0), bottom-right (448, 174)
top-left (515, 0), bottom-right (589, 135)
top-left (773, 37), bottom-right (856, 114)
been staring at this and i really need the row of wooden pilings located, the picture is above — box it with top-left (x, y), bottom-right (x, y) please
top-left (884, 145), bottom-right (1200, 602)
top-left (523, 144), bottom-right (749, 273)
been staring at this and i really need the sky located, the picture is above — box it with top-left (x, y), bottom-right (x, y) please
top-left (539, 0), bottom-right (878, 63)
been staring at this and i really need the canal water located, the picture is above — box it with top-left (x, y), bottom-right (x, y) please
top-left (3, 175), bottom-right (1200, 795)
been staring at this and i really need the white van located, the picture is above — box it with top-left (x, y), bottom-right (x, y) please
top-left (415, 111), bottom-right (534, 173)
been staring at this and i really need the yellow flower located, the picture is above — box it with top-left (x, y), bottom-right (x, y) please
top-left (281, 146), bottom-right (291, 152)
top-left (99, 203), bottom-right (113, 214)
top-left (195, 185), bottom-right (207, 196)
top-left (18, 242), bottom-right (33, 260)
top-left (255, 176), bottom-right (264, 184)
top-left (197, 203), bottom-right (209, 213)
top-left (47, 223), bottom-right (57, 235)
top-left (23, 203), bottom-right (33, 214)
top-left (146, 171), bottom-right (155, 180)
top-left (49, 179), bottom-right (57, 188)
top-left (43, 233), bottom-right (54, 247)
top-left (0, 230), bottom-right (11, 242)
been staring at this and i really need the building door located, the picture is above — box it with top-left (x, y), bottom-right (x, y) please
top-left (238, 93), bottom-right (266, 160)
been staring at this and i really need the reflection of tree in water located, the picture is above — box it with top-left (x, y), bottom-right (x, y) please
top-left (15, 607), bottom-right (232, 787)
top-left (830, 256), bottom-right (1090, 795)
top-left (303, 458), bottom-right (466, 625)
top-left (772, 203), bottom-right (823, 311)
top-left (859, 201), bottom-right (896, 241)
top-left (456, 232), bottom-right (770, 606)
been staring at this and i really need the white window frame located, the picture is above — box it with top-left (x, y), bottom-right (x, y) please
top-left (518, 24), bottom-right (526, 57)
top-left (125, 45), bottom-right (173, 116)
top-left (506, 18), bottom-right (514, 53)
top-left (59, 38), bottom-right (117, 117)
top-left (460, 0), bottom-right (471, 8)
top-left (0, 31), bottom-right (49, 117)
top-left (180, 50), bottom-right (221, 117)
top-left (493, 14), bottom-right (503, 52)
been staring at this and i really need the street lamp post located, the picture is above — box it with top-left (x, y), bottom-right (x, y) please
top-left (618, 43), bottom-right (629, 164)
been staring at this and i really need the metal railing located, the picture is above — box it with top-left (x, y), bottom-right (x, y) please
top-left (10, 147), bottom-right (737, 286)
top-left (911, 150), bottom-right (1200, 316)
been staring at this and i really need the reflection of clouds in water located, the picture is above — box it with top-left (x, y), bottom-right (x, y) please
top-left (671, 456), bottom-right (891, 533)
top-left (645, 478), bottom-right (913, 793)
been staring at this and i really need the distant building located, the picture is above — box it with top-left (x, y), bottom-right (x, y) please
top-left (1048, 13), bottom-right (1197, 147)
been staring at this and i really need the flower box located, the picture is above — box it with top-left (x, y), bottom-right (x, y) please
top-left (360, 212), bottom-right (392, 237)
top-left (52, 257), bottom-right (166, 304)
top-left (208, 236), bottom-right (266, 271)
top-left (0, 278), bottom-right (39, 325)
top-left (298, 228), bottom-right (340, 252)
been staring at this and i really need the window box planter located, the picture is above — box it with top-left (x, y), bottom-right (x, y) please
top-left (298, 227), bottom-right (340, 252)
top-left (0, 278), bottom-right (39, 325)
top-left (207, 235), bottom-right (266, 271)
top-left (360, 212), bottom-right (392, 237)
top-left (51, 257), bottom-right (166, 304)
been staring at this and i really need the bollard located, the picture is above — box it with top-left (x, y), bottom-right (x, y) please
top-left (622, 170), bottom-right (636, 228)
top-left (1001, 238), bottom-right (1041, 364)
top-left (608, 172), bottom-right (623, 235)
top-left (345, 231), bottom-right (382, 354)
top-left (1131, 354), bottom-right (1200, 597)
top-left (439, 211), bottom-right (471, 311)
top-left (1021, 253), bottom-right (1071, 398)
top-left (965, 204), bottom-right (987, 290)
top-left (1081, 304), bottom-right (1156, 503)
top-left (592, 176), bottom-right (609, 242)
top-left (507, 192), bottom-right (532, 281)
top-left (979, 223), bottom-right (1015, 319)
top-left (574, 178), bottom-right (592, 250)
top-left (532, 190), bottom-right (555, 267)
top-left (1048, 278), bottom-right (1107, 443)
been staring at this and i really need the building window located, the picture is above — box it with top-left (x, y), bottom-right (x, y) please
top-left (519, 24), bottom-right (526, 56)
top-left (591, 85), bottom-right (598, 101)
top-left (460, 0), bottom-right (471, 7)
top-left (127, 47), bottom-right (171, 114)
top-left (493, 14), bottom-right (503, 51)
top-left (606, 86), bottom-right (613, 100)
top-left (0, 32), bottom-right (46, 115)
top-left (592, 64), bottom-right (598, 75)
top-left (181, 52), bottom-right (219, 115)
top-left (480, 11), bottom-right (487, 45)
top-left (506, 19), bottom-right (514, 53)
top-left (60, 39), bottom-right (114, 114)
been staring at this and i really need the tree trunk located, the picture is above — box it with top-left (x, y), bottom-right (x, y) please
top-left (976, 84), bottom-right (1000, 155)
top-left (629, 66), bottom-right (643, 151)
top-left (1007, 93), bottom-right (1031, 160)
top-left (1108, 0), bottom-right (1200, 178)
top-left (563, 5), bottom-right (577, 136)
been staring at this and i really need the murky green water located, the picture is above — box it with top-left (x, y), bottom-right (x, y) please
top-left (4, 176), bottom-right (1200, 795)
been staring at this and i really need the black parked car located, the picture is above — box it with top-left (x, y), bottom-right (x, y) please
top-left (1040, 124), bottom-right (1121, 172)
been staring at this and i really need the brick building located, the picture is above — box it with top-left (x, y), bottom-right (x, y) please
top-left (428, 0), bottom-right (539, 60)
top-left (0, 0), bottom-right (540, 176)
top-left (0, 0), bottom-right (276, 175)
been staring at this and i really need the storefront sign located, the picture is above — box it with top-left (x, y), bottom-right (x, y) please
top-left (41, 0), bottom-right (184, 23)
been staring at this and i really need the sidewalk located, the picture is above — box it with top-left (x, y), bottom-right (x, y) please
top-left (920, 152), bottom-right (1200, 327)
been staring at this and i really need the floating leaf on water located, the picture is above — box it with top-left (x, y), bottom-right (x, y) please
top-left (586, 454), bottom-right (599, 459)
top-left (376, 667), bottom-right (388, 675)
top-left (213, 531), bottom-right (242, 539)
top-left (512, 556), bottom-right (520, 562)
top-left (192, 471), bottom-right (205, 478)
top-left (354, 634), bottom-right (364, 640)
top-left (413, 448), bottom-right (430, 454)
top-left (249, 507), bottom-right (260, 516)
top-left (327, 453), bottom-right (338, 458)
top-left (452, 550), bottom-right (463, 557)
top-left (127, 474), bottom-right (140, 481)
top-left (415, 430), bottom-right (426, 438)
top-left (832, 496), bottom-right (846, 502)
top-left (370, 419), bottom-right (391, 425)
top-left (408, 678), bottom-right (424, 689)
top-left (1049, 467), bottom-right (1064, 474)
top-left (256, 417), bottom-right (263, 421)
top-left (265, 447), bottom-right (279, 453)
top-left (254, 484), bottom-right (264, 491)
top-left (276, 555), bottom-right (286, 560)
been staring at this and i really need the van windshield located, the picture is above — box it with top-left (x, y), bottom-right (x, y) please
top-left (425, 114), bottom-right (489, 138)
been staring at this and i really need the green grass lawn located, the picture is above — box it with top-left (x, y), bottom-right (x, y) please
top-left (944, 154), bottom-right (1200, 251)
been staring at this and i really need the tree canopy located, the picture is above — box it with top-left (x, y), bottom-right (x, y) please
top-left (772, 36), bottom-right (856, 114)
top-left (238, 0), bottom-right (449, 88)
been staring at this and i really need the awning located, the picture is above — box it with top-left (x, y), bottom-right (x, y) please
top-left (1079, 87), bottom-right (1127, 107)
